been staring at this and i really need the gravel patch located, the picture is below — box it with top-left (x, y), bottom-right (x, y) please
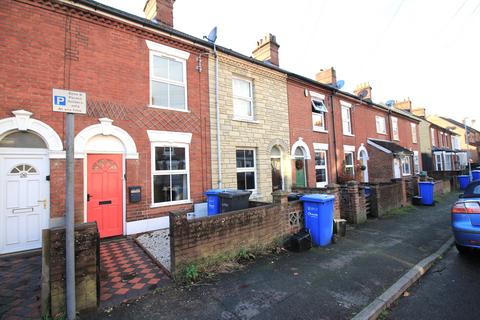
top-left (137, 229), bottom-right (171, 272)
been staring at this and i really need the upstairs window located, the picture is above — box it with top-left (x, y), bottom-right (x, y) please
top-left (376, 116), bottom-right (386, 134)
top-left (391, 117), bottom-right (399, 140)
top-left (233, 78), bottom-right (254, 120)
top-left (341, 104), bottom-right (352, 135)
top-left (312, 99), bottom-right (327, 132)
top-left (411, 123), bottom-right (417, 143)
top-left (150, 55), bottom-right (187, 110)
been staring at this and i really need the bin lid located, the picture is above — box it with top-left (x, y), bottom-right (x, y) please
top-left (418, 181), bottom-right (434, 185)
top-left (205, 189), bottom-right (233, 195)
top-left (300, 194), bottom-right (335, 203)
top-left (219, 190), bottom-right (252, 199)
top-left (472, 170), bottom-right (480, 173)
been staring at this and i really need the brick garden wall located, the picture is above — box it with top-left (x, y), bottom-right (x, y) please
top-left (169, 193), bottom-right (302, 275)
top-left (41, 223), bottom-right (100, 318)
top-left (368, 180), bottom-right (406, 218)
top-left (339, 181), bottom-right (367, 224)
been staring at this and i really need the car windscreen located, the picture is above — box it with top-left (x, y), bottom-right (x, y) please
top-left (463, 182), bottom-right (480, 198)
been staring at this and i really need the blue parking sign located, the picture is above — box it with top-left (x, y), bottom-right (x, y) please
top-left (54, 95), bottom-right (66, 106)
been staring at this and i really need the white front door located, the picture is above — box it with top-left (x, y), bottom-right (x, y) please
top-left (393, 158), bottom-right (401, 179)
top-left (0, 153), bottom-right (49, 254)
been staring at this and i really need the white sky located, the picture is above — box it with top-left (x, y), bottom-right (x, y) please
top-left (97, 0), bottom-right (480, 129)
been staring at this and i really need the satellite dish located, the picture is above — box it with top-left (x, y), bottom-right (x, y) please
top-left (358, 89), bottom-right (368, 99)
top-left (205, 26), bottom-right (217, 43)
top-left (385, 100), bottom-right (395, 108)
top-left (335, 80), bottom-right (345, 90)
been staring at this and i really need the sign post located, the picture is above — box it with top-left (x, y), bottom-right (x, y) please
top-left (52, 89), bottom-right (86, 320)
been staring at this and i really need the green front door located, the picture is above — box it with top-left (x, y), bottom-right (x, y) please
top-left (295, 159), bottom-right (306, 187)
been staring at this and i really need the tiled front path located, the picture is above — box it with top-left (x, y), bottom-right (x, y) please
top-left (0, 237), bottom-right (169, 318)
top-left (0, 251), bottom-right (41, 320)
top-left (99, 238), bottom-right (170, 309)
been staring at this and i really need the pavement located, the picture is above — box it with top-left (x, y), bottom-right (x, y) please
top-left (95, 192), bottom-right (459, 320)
top-left (385, 246), bottom-right (480, 320)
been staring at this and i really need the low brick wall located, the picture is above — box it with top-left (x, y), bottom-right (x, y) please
top-left (434, 180), bottom-right (444, 196)
top-left (368, 180), bottom-right (406, 218)
top-left (169, 192), bottom-right (302, 276)
top-left (41, 222), bottom-right (100, 318)
top-left (339, 181), bottom-right (367, 224)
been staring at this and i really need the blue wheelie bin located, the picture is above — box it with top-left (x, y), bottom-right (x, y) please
top-left (472, 170), bottom-right (480, 181)
top-left (418, 181), bottom-right (435, 206)
top-left (205, 189), bottom-right (224, 215)
top-left (299, 194), bottom-right (335, 247)
top-left (457, 175), bottom-right (470, 190)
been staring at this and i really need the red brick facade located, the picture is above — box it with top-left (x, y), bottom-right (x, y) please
top-left (0, 0), bottom-right (211, 233)
top-left (287, 76), bottom-right (421, 186)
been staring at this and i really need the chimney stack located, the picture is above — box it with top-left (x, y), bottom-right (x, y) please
top-left (394, 98), bottom-right (412, 112)
top-left (315, 67), bottom-right (337, 85)
top-left (412, 108), bottom-right (426, 118)
top-left (144, 0), bottom-right (175, 28)
top-left (354, 82), bottom-right (372, 101)
top-left (252, 34), bottom-right (280, 66)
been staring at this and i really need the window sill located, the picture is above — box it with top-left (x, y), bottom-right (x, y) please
top-left (313, 128), bottom-right (328, 133)
top-left (343, 133), bottom-right (355, 137)
top-left (150, 199), bottom-right (192, 208)
top-left (232, 117), bottom-right (259, 124)
top-left (148, 104), bottom-right (190, 113)
top-left (376, 132), bottom-right (387, 135)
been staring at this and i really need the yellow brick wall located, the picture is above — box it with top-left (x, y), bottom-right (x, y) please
top-left (209, 53), bottom-right (291, 201)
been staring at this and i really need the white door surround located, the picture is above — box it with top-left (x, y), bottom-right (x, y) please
top-left (0, 151), bottom-right (49, 254)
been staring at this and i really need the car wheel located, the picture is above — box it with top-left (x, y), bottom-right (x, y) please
top-left (456, 244), bottom-right (470, 254)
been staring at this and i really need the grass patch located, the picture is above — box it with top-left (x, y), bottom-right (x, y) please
top-left (174, 237), bottom-right (287, 285)
top-left (384, 205), bottom-right (416, 217)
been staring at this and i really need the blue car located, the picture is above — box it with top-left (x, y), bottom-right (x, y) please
top-left (452, 180), bottom-right (480, 253)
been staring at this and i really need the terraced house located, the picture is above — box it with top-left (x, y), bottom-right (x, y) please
top-left (0, 0), bottom-right (214, 253)
top-left (208, 35), bottom-right (291, 201)
top-left (286, 67), bottom-right (422, 187)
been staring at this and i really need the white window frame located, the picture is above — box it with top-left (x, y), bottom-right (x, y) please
top-left (401, 156), bottom-right (411, 176)
top-left (312, 98), bottom-right (328, 132)
top-left (147, 41), bottom-right (189, 112)
top-left (431, 128), bottom-right (436, 147)
top-left (344, 151), bottom-right (355, 176)
top-left (314, 147), bottom-right (328, 188)
top-left (434, 152), bottom-right (443, 171)
top-left (341, 103), bottom-right (353, 135)
top-left (232, 77), bottom-right (254, 121)
top-left (236, 148), bottom-right (257, 192)
top-left (440, 132), bottom-right (444, 147)
top-left (150, 142), bottom-right (191, 207)
top-left (376, 115), bottom-right (387, 134)
top-left (391, 117), bottom-right (399, 141)
top-left (411, 123), bottom-right (417, 143)
top-left (444, 152), bottom-right (452, 171)
top-left (413, 151), bottom-right (420, 174)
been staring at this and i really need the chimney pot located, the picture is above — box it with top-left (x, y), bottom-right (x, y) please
top-left (144, 0), bottom-right (176, 28)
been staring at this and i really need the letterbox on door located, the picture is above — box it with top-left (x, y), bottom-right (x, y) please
top-left (128, 186), bottom-right (141, 203)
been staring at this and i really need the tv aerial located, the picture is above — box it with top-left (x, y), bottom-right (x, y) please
top-left (335, 80), bottom-right (345, 90)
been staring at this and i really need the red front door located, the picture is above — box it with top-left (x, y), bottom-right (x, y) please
top-left (87, 154), bottom-right (123, 238)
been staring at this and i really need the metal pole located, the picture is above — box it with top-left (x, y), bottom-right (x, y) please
top-left (214, 43), bottom-right (222, 189)
top-left (65, 112), bottom-right (76, 319)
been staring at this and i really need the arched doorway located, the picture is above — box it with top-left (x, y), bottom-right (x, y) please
top-left (0, 131), bottom-right (50, 254)
top-left (294, 147), bottom-right (307, 188)
top-left (75, 118), bottom-right (138, 238)
top-left (358, 144), bottom-right (369, 183)
top-left (271, 146), bottom-right (283, 192)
